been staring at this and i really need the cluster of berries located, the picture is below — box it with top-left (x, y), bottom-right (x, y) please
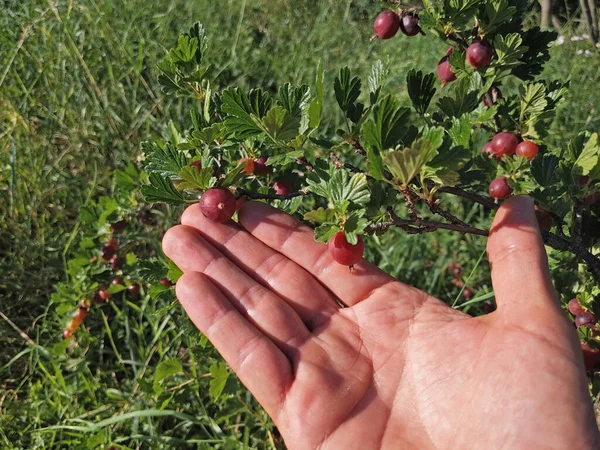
top-left (372, 10), bottom-right (424, 41)
top-left (62, 220), bottom-right (171, 339)
top-left (568, 298), bottom-right (600, 372)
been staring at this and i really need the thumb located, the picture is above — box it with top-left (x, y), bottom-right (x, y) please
top-left (487, 195), bottom-right (559, 314)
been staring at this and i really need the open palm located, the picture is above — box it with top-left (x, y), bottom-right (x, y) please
top-left (163, 196), bottom-right (599, 450)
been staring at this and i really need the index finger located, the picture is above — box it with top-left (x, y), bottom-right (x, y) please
top-left (238, 201), bottom-right (406, 306)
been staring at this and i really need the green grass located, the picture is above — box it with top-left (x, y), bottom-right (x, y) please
top-left (1, 0), bottom-right (599, 448)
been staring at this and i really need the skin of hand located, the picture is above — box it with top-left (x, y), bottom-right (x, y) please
top-left (162, 195), bottom-right (600, 450)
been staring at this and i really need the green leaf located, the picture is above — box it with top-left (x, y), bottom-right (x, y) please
top-left (266, 150), bottom-right (305, 167)
top-left (531, 153), bottom-right (560, 187)
top-left (189, 123), bottom-right (225, 146)
top-left (138, 258), bottom-right (167, 283)
top-left (167, 259), bottom-right (184, 284)
top-left (221, 88), bottom-right (268, 138)
top-left (308, 61), bottom-right (324, 129)
top-left (168, 34), bottom-right (199, 65)
top-left (447, 115), bottom-right (472, 147)
top-left (361, 95), bottom-right (411, 157)
top-left (512, 27), bottom-right (556, 81)
top-left (97, 197), bottom-right (118, 226)
top-left (368, 59), bottom-right (388, 103)
top-left (429, 146), bottom-right (471, 172)
top-left (493, 33), bottom-right (528, 70)
top-left (153, 358), bottom-right (183, 394)
top-left (384, 139), bottom-right (438, 187)
top-left (424, 167), bottom-right (460, 186)
top-left (437, 78), bottom-right (479, 118)
top-left (106, 284), bottom-right (127, 295)
top-left (406, 69), bottom-right (436, 115)
top-left (209, 362), bottom-right (230, 400)
top-left (480, 0), bottom-right (517, 34)
top-left (263, 106), bottom-right (301, 141)
top-left (143, 142), bottom-right (188, 180)
top-left (573, 133), bottom-right (600, 178)
top-left (343, 210), bottom-right (368, 243)
top-left (114, 162), bottom-right (140, 191)
top-left (278, 83), bottom-right (310, 117)
top-left (334, 67), bottom-right (361, 112)
top-left (177, 166), bottom-right (216, 191)
top-left (519, 83), bottom-right (547, 124)
top-left (304, 207), bottom-right (336, 223)
top-left (421, 126), bottom-right (445, 150)
top-left (142, 173), bottom-right (185, 205)
top-left (306, 168), bottom-right (370, 206)
top-left (314, 224), bottom-right (339, 243)
top-left (219, 163), bottom-right (246, 188)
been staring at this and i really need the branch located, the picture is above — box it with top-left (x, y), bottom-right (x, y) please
top-left (236, 188), bottom-right (308, 201)
top-left (438, 186), bottom-right (499, 210)
top-left (366, 216), bottom-right (489, 237)
top-left (542, 231), bottom-right (600, 283)
top-left (427, 199), bottom-right (471, 227)
top-left (350, 139), bottom-right (367, 156)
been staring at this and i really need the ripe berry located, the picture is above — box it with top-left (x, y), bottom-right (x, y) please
top-left (159, 278), bottom-right (172, 288)
top-left (199, 188), bottom-right (237, 223)
top-left (451, 278), bottom-right (464, 288)
top-left (273, 180), bottom-right (292, 196)
top-left (581, 343), bottom-right (600, 372)
top-left (63, 329), bottom-right (73, 339)
top-left (254, 156), bottom-right (272, 176)
top-left (436, 52), bottom-right (456, 85)
top-left (463, 288), bottom-right (473, 300)
top-left (92, 292), bottom-right (104, 305)
top-left (488, 177), bottom-right (512, 200)
top-left (515, 141), bottom-right (539, 160)
top-left (491, 132), bottom-right (519, 159)
top-left (373, 10), bottom-right (400, 40)
top-left (327, 231), bottom-right (364, 268)
top-left (482, 142), bottom-right (494, 157)
top-left (101, 246), bottom-right (116, 261)
top-left (238, 158), bottom-right (255, 175)
top-left (111, 219), bottom-right (127, 234)
top-left (575, 312), bottom-right (597, 328)
top-left (568, 298), bottom-right (585, 316)
top-left (111, 278), bottom-right (123, 285)
top-left (98, 289), bottom-right (112, 301)
top-left (128, 283), bottom-right (141, 296)
top-left (466, 40), bottom-right (493, 68)
top-left (534, 206), bottom-right (553, 232)
top-left (399, 13), bottom-right (422, 37)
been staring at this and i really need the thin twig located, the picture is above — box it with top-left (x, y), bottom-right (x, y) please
top-left (0, 311), bottom-right (35, 346)
top-left (438, 186), bottom-right (499, 210)
top-left (366, 216), bottom-right (489, 237)
top-left (427, 199), bottom-right (470, 227)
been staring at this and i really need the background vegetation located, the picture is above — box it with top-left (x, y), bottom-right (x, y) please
top-left (1, 0), bottom-right (599, 448)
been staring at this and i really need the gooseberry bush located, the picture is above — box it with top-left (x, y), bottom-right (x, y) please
top-left (142, 3), bottom-right (600, 374)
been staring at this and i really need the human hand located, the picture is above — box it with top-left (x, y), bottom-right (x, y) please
top-left (163, 195), bottom-right (600, 450)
